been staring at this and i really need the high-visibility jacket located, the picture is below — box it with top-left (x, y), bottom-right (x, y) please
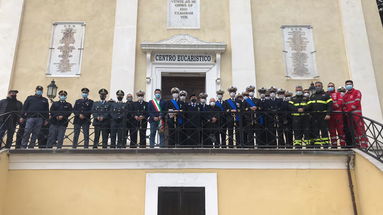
top-left (288, 95), bottom-right (308, 116)
top-left (328, 91), bottom-right (344, 112)
top-left (343, 89), bottom-right (362, 114)
top-left (306, 90), bottom-right (333, 113)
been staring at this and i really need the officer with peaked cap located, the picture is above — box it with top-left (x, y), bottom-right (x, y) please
top-left (224, 86), bottom-right (241, 148)
top-left (215, 89), bottom-right (226, 148)
top-left (47, 90), bottom-right (73, 149)
top-left (132, 90), bottom-right (148, 148)
top-left (92, 88), bottom-right (111, 148)
top-left (110, 90), bottom-right (127, 148)
top-left (73, 88), bottom-right (93, 148)
top-left (180, 90), bottom-right (188, 103)
top-left (256, 87), bottom-right (268, 147)
top-left (199, 92), bottom-right (210, 146)
top-left (263, 86), bottom-right (282, 148)
top-left (167, 87), bottom-right (185, 147)
top-left (242, 85), bottom-right (260, 148)
top-left (125, 93), bottom-right (136, 148)
top-left (185, 93), bottom-right (201, 146)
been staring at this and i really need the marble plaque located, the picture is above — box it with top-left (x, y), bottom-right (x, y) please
top-left (282, 26), bottom-right (317, 79)
top-left (47, 22), bottom-right (85, 76)
top-left (168, 0), bottom-right (200, 29)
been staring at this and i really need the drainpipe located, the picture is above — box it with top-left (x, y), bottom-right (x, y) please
top-left (347, 155), bottom-right (358, 215)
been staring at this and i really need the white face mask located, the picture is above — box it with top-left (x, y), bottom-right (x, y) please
top-left (210, 102), bottom-right (216, 106)
top-left (249, 92), bottom-right (255, 97)
top-left (172, 93), bottom-right (179, 99)
top-left (180, 96), bottom-right (186, 101)
top-left (304, 93), bottom-right (310, 97)
top-left (260, 94), bottom-right (265, 99)
top-left (217, 95), bottom-right (223, 100)
top-left (200, 99), bottom-right (206, 103)
top-left (340, 92), bottom-right (345, 97)
top-left (230, 92), bottom-right (236, 98)
top-left (270, 93), bottom-right (276, 98)
top-left (138, 96), bottom-right (144, 101)
top-left (278, 95), bottom-right (285, 99)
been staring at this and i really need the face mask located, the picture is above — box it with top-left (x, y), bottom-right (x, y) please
top-left (117, 96), bottom-right (123, 101)
top-left (172, 93), bottom-right (179, 99)
top-left (230, 92), bottom-right (236, 98)
top-left (59, 95), bottom-right (66, 101)
top-left (210, 102), bottom-right (216, 106)
top-left (217, 95), bottom-right (223, 100)
top-left (138, 96), bottom-right (144, 101)
top-left (100, 95), bottom-right (106, 100)
top-left (180, 96), bottom-right (186, 101)
top-left (304, 93), bottom-right (310, 97)
top-left (315, 86), bottom-right (323, 92)
top-left (328, 87), bottom-right (335, 92)
top-left (265, 96), bottom-right (270, 100)
top-left (278, 95), bottom-right (285, 99)
top-left (82, 93), bottom-right (88, 99)
top-left (296, 91), bottom-right (303, 96)
top-left (191, 98), bottom-right (197, 103)
top-left (249, 92), bottom-right (255, 97)
top-left (36, 90), bottom-right (43, 96)
top-left (270, 93), bottom-right (276, 98)
top-left (127, 97), bottom-right (133, 102)
top-left (200, 99), bottom-right (206, 103)
top-left (260, 94), bottom-right (265, 99)
top-left (340, 92), bottom-right (345, 97)
top-left (345, 85), bottom-right (353, 91)
top-left (244, 96), bottom-right (249, 100)
top-left (155, 93), bottom-right (161, 99)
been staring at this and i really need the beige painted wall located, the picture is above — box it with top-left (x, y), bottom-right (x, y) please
top-left (354, 153), bottom-right (383, 215)
top-left (1, 168), bottom-right (354, 215)
top-left (10, 0), bottom-right (116, 104)
top-left (135, 0), bottom-right (232, 95)
top-left (361, 0), bottom-right (383, 114)
top-left (0, 152), bottom-right (8, 215)
top-left (251, 0), bottom-right (349, 92)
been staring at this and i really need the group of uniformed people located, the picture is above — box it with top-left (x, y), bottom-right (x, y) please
top-left (0, 80), bottom-right (365, 149)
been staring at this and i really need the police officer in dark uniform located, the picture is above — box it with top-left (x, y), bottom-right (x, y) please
top-left (224, 86), bottom-right (241, 148)
top-left (185, 94), bottom-right (200, 146)
top-left (47, 90), bottom-right (73, 149)
top-left (167, 87), bottom-right (185, 147)
top-left (284, 91), bottom-right (294, 147)
top-left (199, 92), bottom-right (209, 146)
top-left (125, 93), bottom-right (136, 148)
top-left (276, 89), bottom-right (288, 148)
top-left (73, 88), bottom-right (93, 148)
top-left (132, 90), bottom-right (148, 148)
top-left (256, 87), bottom-right (267, 147)
top-left (288, 86), bottom-right (310, 148)
top-left (264, 87), bottom-right (281, 147)
top-left (204, 97), bottom-right (220, 147)
top-left (92, 88), bottom-right (111, 148)
top-left (110, 90), bottom-right (127, 148)
top-left (305, 81), bottom-right (332, 148)
top-left (242, 86), bottom-right (259, 147)
top-left (215, 89), bottom-right (226, 148)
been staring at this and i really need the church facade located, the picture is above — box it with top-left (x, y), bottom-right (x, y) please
top-left (1, 0), bottom-right (383, 122)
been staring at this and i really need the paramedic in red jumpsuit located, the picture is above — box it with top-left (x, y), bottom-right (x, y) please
top-left (327, 82), bottom-right (345, 148)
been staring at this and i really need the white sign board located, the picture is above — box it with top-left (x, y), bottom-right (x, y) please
top-left (47, 22), bottom-right (85, 76)
top-left (168, 0), bottom-right (200, 29)
top-left (153, 53), bottom-right (213, 63)
top-left (282, 26), bottom-right (317, 79)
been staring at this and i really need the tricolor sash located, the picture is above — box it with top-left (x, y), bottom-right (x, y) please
top-left (151, 99), bottom-right (161, 112)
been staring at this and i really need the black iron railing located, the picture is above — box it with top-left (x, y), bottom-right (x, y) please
top-left (0, 110), bottom-right (381, 161)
